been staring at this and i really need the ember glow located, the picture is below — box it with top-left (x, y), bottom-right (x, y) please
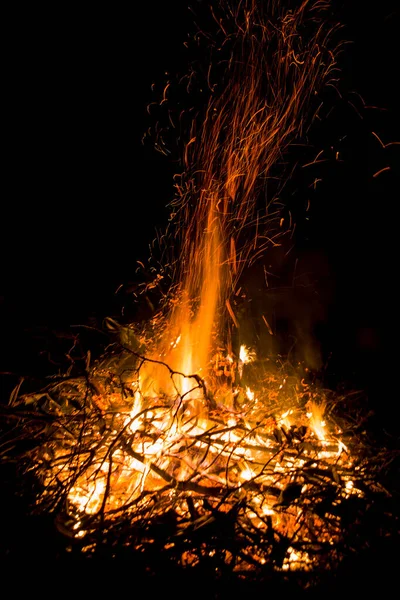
top-left (5, 0), bottom-right (398, 578)
top-left (31, 351), bottom-right (370, 572)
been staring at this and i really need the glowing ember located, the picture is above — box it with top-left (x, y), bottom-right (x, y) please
top-left (307, 401), bottom-right (327, 442)
top-left (19, 350), bottom-right (373, 573)
top-left (239, 345), bottom-right (256, 379)
top-left (5, 339), bottom-right (398, 576)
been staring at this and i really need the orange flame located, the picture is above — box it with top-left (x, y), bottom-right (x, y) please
top-left (147, 0), bottom-right (339, 395)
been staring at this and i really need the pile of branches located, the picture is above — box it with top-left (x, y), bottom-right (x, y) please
top-left (0, 328), bottom-right (399, 593)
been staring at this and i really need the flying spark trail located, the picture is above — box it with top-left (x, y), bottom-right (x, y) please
top-left (143, 0), bottom-right (341, 395)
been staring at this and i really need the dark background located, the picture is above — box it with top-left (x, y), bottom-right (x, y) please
top-left (1, 1), bottom-right (399, 427)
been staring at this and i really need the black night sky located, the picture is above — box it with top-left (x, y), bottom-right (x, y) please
top-left (2, 1), bottom-right (399, 426)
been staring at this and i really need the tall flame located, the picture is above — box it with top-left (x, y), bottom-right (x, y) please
top-left (147, 0), bottom-right (339, 394)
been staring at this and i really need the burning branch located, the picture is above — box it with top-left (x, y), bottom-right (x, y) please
top-left (1, 336), bottom-right (398, 582)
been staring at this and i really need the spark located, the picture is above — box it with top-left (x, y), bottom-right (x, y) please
top-left (373, 167), bottom-right (391, 178)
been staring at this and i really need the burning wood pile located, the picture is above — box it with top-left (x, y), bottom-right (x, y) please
top-left (1, 322), bottom-right (398, 589)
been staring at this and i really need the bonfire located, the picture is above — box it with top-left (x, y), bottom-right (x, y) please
top-left (1, 0), bottom-right (398, 593)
